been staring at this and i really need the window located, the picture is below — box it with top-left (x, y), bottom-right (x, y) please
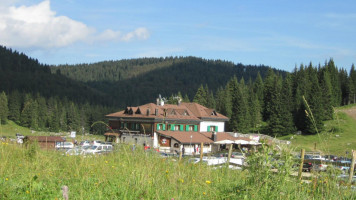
top-left (208, 126), bottom-right (218, 132)
top-left (174, 143), bottom-right (179, 148)
top-left (157, 123), bottom-right (166, 131)
top-left (174, 125), bottom-right (180, 131)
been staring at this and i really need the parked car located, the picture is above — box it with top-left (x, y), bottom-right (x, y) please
top-left (55, 142), bottom-right (74, 149)
top-left (92, 140), bottom-right (103, 146)
top-left (65, 148), bottom-right (85, 156)
top-left (303, 162), bottom-right (313, 172)
top-left (311, 155), bottom-right (326, 161)
top-left (313, 163), bottom-right (329, 172)
top-left (84, 144), bottom-right (113, 155)
top-left (324, 155), bottom-right (338, 162)
top-left (80, 141), bottom-right (90, 147)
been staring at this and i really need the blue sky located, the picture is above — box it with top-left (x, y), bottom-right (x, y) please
top-left (0, 0), bottom-right (355, 72)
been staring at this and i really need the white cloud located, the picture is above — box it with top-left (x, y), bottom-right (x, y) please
top-left (0, 0), bottom-right (150, 49)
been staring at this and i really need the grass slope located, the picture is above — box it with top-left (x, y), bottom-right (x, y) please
top-left (279, 104), bottom-right (356, 156)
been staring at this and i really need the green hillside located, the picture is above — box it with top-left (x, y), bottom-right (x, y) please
top-left (52, 57), bottom-right (284, 107)
top-left (279, 104), bottom-right (356, 156)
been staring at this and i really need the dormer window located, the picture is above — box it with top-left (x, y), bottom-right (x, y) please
top-left (211, 110), bottom-right (217, 116)
top-left (135, 108), bottom-right (141, 114)
top-left (183, 110), bottom-right (189, 116)
top-left (128, 108), bottom-right (133, 115)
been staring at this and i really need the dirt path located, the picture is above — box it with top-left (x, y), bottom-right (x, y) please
top-left (341, 107), bottom-right (356, 121)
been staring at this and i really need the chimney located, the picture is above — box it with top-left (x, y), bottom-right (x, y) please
top-left (213, 132), bottom-right (217, 142)
top-left (155, 108), bottom-right (158, 116)
top-left (177, 98), bottom-right (181, 106)
top-left (146, 108), bottom-right (150, 116)
top-left (156, 98), bottom-right (160, 106)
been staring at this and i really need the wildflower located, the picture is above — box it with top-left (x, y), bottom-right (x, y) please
top-left (5, 178), bottom-right (9, 181)
top-left (112, 166), bottom-right (115, 168)
top-left (203, 192), bottom-right (206, 195)
top-left (205, 180), bottom-right (211, 184)
top-left (237, 189), bottom-right (240, 193)
top-left (166, 170), bottom-right (169, 174)
top-left (105, 161), bottom-right (108, 164)
top-left (26, 190), bottom-right (30, 194)
top-left (192, 179), bottom-right (195, 183)
top-left (180, 179), bottom-right (184, 183)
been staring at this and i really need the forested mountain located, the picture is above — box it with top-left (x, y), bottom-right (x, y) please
top-left (2, 45), bottom-right (355, 137)
top-left (52, 57), bottom-right (284, 107)
top-left (0, 46), bottom-right (115, 134)
top-left (0, 46), bottom-right (112, 106)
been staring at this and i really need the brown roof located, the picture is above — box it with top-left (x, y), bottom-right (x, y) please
top-left (157, 131), bottom-right (213, 144)
top-left (104, 132), bottom-right (120, 136)
top-left (106, 102), bottom-right (229, 121)
top-left (200, 132), bottom-right (237, 141)
top-left (25, 136), bottom-right (65, 142)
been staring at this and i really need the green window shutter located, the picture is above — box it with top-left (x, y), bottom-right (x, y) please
top-left (163, 124), bottom-right (166, 130)
top-left (157, 124), bottom-right (160, 130)
top-left (207, 126), bottom-right (211, 132)
top-left (124, 123), bottom-right (127, 128)
top-left (131, 123), bottom-right (135, 130)
top-left (171, 124), bottom-right (175, 131)
top-left (180, 125), bottom-right (184, 131)
top-left (194, 125), bottom-right (198, 131)
top-left (185, 125), bottom-right (189, 131)
top-left (120, 123), bottom-right (124, 128)
top-left (215, 126), bottom-right (218, 132)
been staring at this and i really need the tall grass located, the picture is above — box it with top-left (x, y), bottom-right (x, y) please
top-left (1, 142), bottom-right (355, 199)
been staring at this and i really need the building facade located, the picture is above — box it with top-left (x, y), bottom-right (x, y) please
top-left (106, 97), bottom-right (229, 153)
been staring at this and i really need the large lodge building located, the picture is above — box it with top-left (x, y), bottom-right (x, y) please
top-left (106, 96), bottom-right (236, 154)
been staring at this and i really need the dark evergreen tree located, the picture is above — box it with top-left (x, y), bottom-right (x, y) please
top-left (193, 84), bottom-right (208, 106)
top-left (319, 69), bottom-right (334, 120)
top-left (0, 91), bottom-right (8, 124)
top-left (350, 64), bottom-right (356, 104)
top-left (8, 90), bottom-right (22, 124)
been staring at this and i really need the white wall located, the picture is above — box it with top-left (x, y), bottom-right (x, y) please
top-left (199, 121), bottom-right (225, 132)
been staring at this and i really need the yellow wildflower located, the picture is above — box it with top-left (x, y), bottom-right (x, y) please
top-left (5, 178), bottom-right (9, 181)
top-left (206, 180), bottom-right (211, 184)
top-left (203, 192), bottom-right (206, 195)
top-left (26, 190), bottom-right (30, 194)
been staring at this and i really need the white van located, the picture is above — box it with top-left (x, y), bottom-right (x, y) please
top-left (85, 144), bottom-right (113, 155)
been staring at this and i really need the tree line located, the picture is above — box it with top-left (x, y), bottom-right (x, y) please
top-left (192, 59), bottom-right (356, 136)
top-left (0, 91), bottom-right (113, 134)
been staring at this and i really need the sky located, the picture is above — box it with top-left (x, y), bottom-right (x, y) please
top-left (0, 0), bottom-right (355, 72)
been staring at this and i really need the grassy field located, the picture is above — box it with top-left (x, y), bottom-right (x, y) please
top-left (279, 104), bottom-right (356, 156)
top-left (0, 142), bottom-right (355, 199)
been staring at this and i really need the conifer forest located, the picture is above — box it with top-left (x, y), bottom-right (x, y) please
top-left (0, 45), bottom-right (356, 136)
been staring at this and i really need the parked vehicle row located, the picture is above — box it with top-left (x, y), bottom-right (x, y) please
top-left (56, 140), bottom-right (114, 156)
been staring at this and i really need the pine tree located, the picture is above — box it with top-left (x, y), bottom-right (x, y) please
top-left (326, 59), bottom-right (342, 106)
top-left (253, 71), bottom-right (264, 108)
top-left (230, 78), bottom-right (250, 133)
top-left (279, 74), bottom-right (295, 135)
top-left (303, 70), bottom-right (324, 134)
top-left (193, 84), bottom-right (207, 106)
top-left (183, 94), bottom-right (190, 102)
top-left (319, 69), bottom-right (334, 120)
top-left (0, 91), bottom-right (8, 124)
top-left (263, 68), bottom-right (276, 121)
top-left (8, 90), bottom-right (22, 124)
top-left (350, 64), bottom-right (356, 104)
